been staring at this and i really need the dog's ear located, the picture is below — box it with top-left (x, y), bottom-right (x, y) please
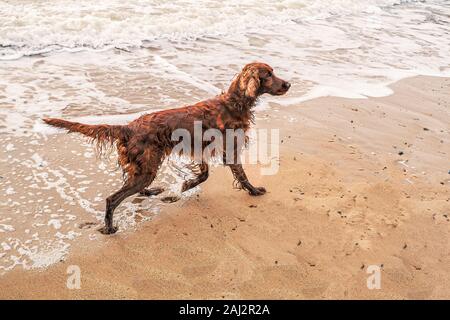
top-left (245, 73), bottom-right (260, 98)
top-left (239, 67), bottom-right (260, 99)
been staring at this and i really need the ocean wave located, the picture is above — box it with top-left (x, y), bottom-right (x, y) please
top-left (0, 0), bottom-right (426, 60)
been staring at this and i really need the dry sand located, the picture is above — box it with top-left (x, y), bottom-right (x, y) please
top-left (0, 75), bottom-right (449, 299)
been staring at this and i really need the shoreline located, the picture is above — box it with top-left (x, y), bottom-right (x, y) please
top-left (0, 75), bottom-right (449, 299)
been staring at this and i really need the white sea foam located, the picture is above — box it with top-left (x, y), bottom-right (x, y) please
top-left (0, 0), bottom-right (449, 137)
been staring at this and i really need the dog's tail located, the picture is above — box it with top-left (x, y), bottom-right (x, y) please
top-left (43, 118), bottom-right (131, 154)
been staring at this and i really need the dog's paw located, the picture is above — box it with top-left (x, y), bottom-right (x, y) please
top-left (248, 187), bottom-right (266, 196)
top-left (161, 195), bottom-right (181, 203)
top-left (98, 225), bottom-right (118, 235)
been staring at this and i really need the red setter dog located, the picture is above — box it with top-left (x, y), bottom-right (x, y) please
top-left (44, 62), bottom-right (290, 234)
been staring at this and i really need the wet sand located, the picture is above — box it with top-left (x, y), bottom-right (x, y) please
top-left (0, 75), bottom-right (449, 299)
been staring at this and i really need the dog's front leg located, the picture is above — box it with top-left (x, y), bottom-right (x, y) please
top-left (228, 164), bottom-right (266, 196)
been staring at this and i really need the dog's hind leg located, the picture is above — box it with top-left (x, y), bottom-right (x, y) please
top-left (99, 173), bottom-right (155, 234)
top-left (100, 149), bottom-right (163, 234)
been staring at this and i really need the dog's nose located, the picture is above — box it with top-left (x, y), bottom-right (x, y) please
top-left (282, 82), bottom-right (291, 90)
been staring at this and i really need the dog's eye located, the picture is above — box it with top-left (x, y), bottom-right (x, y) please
top-left (267, 72), bottom-right (272, 77)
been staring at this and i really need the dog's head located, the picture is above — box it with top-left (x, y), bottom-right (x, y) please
top-left (233, 62), bottom-right (291, 99)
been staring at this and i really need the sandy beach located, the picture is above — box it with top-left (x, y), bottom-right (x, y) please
top-left (1, 75), bottom-right (449, 299)
top-left (1, 0), bottom-right (450, 301)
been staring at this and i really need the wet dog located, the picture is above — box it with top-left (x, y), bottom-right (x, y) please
top-left (44, 62), bottom-right (290, 234)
